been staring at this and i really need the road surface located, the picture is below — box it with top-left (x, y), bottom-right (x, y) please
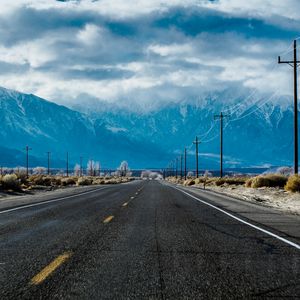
top-left (0, 180), bottom-right (299, 299)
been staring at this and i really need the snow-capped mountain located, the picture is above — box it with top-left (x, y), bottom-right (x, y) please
top-left (0, 86), bottom-right (296, 170)
top-left (0, 87), bottom-right (165, 168)
top-left (73, 90), bottom-right (296, 169)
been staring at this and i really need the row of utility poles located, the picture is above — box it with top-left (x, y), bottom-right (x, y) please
top-left (24, 147), bottom-right (85, 178)
top-left (165, 39), bottom-right (299, 178)
top-left (165, 111), bottom-right (227, 180)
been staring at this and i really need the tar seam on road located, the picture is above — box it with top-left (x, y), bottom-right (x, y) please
top-left (174, 186), bottom-right (300, 250)
top-left (103, 215), bottom-right (114, 223)
top-left (0, 187), bottom-right (109, 215)
top-left (30, 251), bottom-right (73, 285)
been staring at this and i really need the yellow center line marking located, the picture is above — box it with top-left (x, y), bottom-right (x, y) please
top-left (30, 251), bottom-right (73, 285)
top-left (103, 215), bottom-right (114, 223)
top-left (122, 202), bottom-right (128, 207)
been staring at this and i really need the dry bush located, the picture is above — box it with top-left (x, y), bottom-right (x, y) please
top-left (77, 177), bottom-right (93, 186)
top-left (61, 177), bottom-right (77, 186)
top-left (184, 179), bottom-right (195, 186)
top-left (16, 172), bottom-right (28, 184)
top-left (250, 174), bottom-right (287, 188)
top-left (92, 178), bottom-right (105, 185)
top-left (215, 179), bottom-right (225, 186)
top-left (104, 179), bottom-right (119, 184)
top-left (1, 174), bottom-right (21, 191)
top-left (51, 177), bottom-right (62, 186)
top-left (245, 178), bottom-right (253, 188)
top-left (29, 175), bottom-right (52, 186)
top-left (285, 175), bottom-right (300, 193)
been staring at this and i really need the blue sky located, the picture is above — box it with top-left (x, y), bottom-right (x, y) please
top-left (0, 0), bottom-right (299, 110)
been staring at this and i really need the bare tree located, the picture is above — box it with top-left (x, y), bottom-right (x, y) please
top-left (118, 161), bottom-right (129, 177)
top-left (74, 164), bottom-right (81, 176)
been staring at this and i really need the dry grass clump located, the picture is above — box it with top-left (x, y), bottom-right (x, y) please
top-left (183, 179), bottom-right (195, 186)
top-left (92, 177), bottom-right (106, 185)
top-left (77, 177), bottom-right (93, 186)
top-left (29, 175), bottom-right (52, 186)
top-left (215, 177), bottom-right (247, 187)
top-left (61, 177), bottom-right (77, 186)
top-left (245, 178), bottom-right (253, 187)
top-left (1, 174), bottom-right (21, 191)
top-left (248, 174), bottom-right (287, 188)
top-left (285, 175), bottom-right (300, 193)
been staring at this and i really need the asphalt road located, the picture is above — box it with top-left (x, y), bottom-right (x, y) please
top-left (0, 180), bottom-right (299, 299)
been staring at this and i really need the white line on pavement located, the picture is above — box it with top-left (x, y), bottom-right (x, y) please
top-left (174, 186), bottom-right (300, 250)
top-left (0, 187), bottom-right (109, 215)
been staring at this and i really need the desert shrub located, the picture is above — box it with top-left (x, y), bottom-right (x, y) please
top-left (29, 175), bottom-right (52, 186)
top-left (251, 174), bottom-right (287, 188)
top-left (92, 178), bottom-right (105, 185)
top-left (104, 179), bottom-right (119, 184)
top-left (215, 179), bottom-right (225, 186)
top-left (194, 177), bottom-right (208, 184)
top-left (285, 175), bottom-right (300, 192)
top-left (77, 177), bottom-right (93, 186)
top-left (245, 178), bottom-right (253, 188)
top-left (15, 169), bottom-right (28, 184)
top-left (51, 177), bottom-right (62, 186)
top-left (184, 179), bottom-right (195, 186)
top-left (226, 178), bottom-right (247, 185)
top-left (1, 174), bottom-right (21, 190)
top-left (61, 177), bottom-right (77, 186)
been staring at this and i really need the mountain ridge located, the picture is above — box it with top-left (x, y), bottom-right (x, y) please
top-left (0, 86), bottom-right (296, 170)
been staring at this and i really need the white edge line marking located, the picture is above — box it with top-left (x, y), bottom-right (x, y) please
top-left (174, 186), bottom-right (300, 250)
top-left (0, 187), bottom-right (109, 215)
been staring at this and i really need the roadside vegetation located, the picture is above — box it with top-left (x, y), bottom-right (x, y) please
top-left (166, 172), bottom-right (300, 193)
top-left (0, 174), bottom-right (134, 193)
top-left (0, 161), bottom-right (135, 193)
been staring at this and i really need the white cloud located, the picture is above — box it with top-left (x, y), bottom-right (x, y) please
top-left (203, 0), bottom-right (300, 21)
top-left (147, 43), bottom-right (193, 57)
top-left (0, 0), bottom-right (296, 111)
top-left (77, 24), bottom-right (103, 45)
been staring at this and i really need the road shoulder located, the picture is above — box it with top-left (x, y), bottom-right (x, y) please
top-left (163, 181), bottom-right (300, 243)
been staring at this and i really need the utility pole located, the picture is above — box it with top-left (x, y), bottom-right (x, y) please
top-left (184, 147), bottom-right (187, 180)
top-left (193, 136), bottom-right (201, 178)
top-left (47, 152), bottom-right (51, 175)
top-left (80, 156), bottom-right (83, 176)
top-left (175, 157), bottom-right (178, 179)
top-left (180, 154), bottom-right (183, 179)
top-left (278, 39), bottom-right (300, 174)
top-left (24, 145), bottom-right (32, 178)
top-left (66, 152), bottom-right (69, 177)
top-left (214, 112), bottom-right (229, 178)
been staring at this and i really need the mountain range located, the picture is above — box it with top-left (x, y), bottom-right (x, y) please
top-left (0, 86), bottom-right (296, 171)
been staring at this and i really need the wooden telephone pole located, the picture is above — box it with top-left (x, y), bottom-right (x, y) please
top-left (24, 145), bottom-right (32, 178)
top-left (193, 136), bottom-right (201, 178)
top-left (214, 112), bottom-right (229, 178)
top-left (278, 40), bottom-right (300, 174)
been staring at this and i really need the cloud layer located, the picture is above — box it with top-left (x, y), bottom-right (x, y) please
top-left (0, 0), bottom-right (299, 110)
